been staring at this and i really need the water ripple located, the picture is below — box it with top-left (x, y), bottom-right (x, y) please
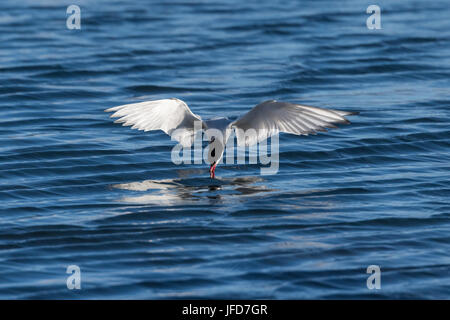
top-left (0, 0), bottom-right (449, 299)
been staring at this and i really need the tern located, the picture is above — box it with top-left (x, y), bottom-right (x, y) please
top-left (105, 98), bottom-right (357, 178)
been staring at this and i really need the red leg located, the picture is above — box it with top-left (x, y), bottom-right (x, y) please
top-left (210, 163), bottom-right (217, 179)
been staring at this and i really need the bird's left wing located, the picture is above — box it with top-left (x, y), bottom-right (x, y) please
top-left (231, 100), bottom-right (358, 146)
top-left (105, 98), bottom-right (204, 147)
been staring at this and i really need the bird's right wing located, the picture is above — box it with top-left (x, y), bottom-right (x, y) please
top-left (231, 100), bottom-right (358, 146)
top-left (105, 98), bottom-right (204, 147)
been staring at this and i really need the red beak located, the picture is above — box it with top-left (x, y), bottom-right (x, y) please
top-left (209, 162), bottom-right (217, 179)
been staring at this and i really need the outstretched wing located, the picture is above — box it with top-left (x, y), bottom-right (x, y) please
top-left (105, 98), bottom-right (204, 146)
top-left (231, 100), bottom-right (358, 146)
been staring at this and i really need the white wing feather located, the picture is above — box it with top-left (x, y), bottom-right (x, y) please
top-left (231, 100), bottom-right (357, 146)
top-left (105, 98), bottom-right (203, 147)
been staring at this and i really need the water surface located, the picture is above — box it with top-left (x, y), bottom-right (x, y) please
top-left (0, 0), bottom-right (449, 299)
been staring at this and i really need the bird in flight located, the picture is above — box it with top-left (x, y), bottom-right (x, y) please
top-left (105, 98), bottom-right (357, 178)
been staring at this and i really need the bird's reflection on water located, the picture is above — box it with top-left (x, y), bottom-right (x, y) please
top-left (112, 174), bottom-right (273, 205)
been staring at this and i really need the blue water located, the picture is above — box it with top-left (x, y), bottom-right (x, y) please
top-left (0, 0), bottom-right (449, 299)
